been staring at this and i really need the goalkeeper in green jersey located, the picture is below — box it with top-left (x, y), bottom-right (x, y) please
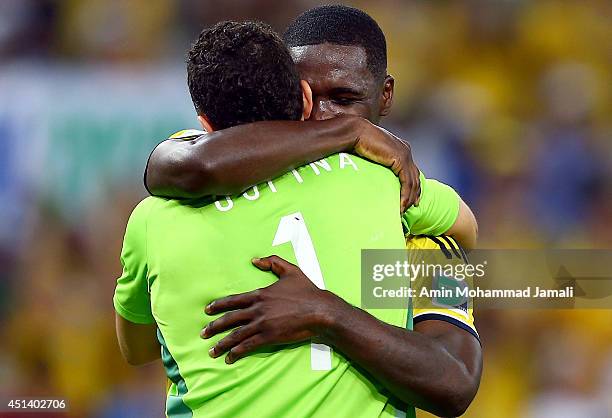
top-left (115, 8), bottom-right (481, 418)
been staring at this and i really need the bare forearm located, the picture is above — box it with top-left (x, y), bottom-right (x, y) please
top-left (115, 315), bottom-right (161, 366)
top-left (146, 117), bottom-right (364, 198)
top-left (319, 293), bottom-right (478, 416)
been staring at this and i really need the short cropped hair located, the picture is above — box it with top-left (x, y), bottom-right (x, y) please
top-left (283, 5), bottom-right (387, 80)
top-left (187, 21), bottom-right (303, 130)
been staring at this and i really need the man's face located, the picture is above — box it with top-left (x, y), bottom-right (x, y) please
top-left (290, 43), bottom-right (393, 124)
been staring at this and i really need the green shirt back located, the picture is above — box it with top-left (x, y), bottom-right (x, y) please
top-left (114, 153), bottom-right (458, 418)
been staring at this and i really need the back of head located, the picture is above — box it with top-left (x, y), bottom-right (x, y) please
top-left (283, 5), bottom-right (387, 81)
top-left (187, 21), bottom-right (303, 130)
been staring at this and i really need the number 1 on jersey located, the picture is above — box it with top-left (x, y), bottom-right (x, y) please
top-left (273, 212), bottom-right (332, 371)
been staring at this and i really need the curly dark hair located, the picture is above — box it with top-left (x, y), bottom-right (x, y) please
top-left (187, 21), bottom-right (303, 130)
top-left (283, 5), bottom-right (387, 80)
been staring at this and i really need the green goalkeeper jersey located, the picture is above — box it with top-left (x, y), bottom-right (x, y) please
top-left (115, 147), bottom-right (459, 418)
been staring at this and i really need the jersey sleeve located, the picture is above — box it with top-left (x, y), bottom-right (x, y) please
top-left (402, 172), bottom-right (460, 236)
top-left (407, 235), bottom-right (479, 342)
top-left (113, 199), bottom-right (156, 324)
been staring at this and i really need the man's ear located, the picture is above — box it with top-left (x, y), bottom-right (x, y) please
top-left (379, 75), bottom-right (394, 117)
top-left (300, 80), bottom-right (313, 121)
top-left (197, 114), bottom-right (215, 133)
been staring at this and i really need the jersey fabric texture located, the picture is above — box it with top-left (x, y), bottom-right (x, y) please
top-left (115, 129), bottom-right (463, 418)
top-left (407, 235), bottom-right (479, 341)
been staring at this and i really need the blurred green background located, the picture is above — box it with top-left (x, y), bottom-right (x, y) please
top-left (0, 1), bottom-right (611, 417)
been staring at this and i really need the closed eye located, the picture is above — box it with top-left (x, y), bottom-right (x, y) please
top-left (333, 97), bottom-right (359, 106)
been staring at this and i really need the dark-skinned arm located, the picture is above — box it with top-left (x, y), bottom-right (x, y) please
top-left (320, 296), bottom-right (482, 417)
top-left (146, 117), bottom-right (421, 211)
top-left (203, 256), bottom-right (482, 417)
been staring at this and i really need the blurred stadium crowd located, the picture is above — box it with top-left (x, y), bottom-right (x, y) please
top-left (0, 1), bottom-right (610, 417)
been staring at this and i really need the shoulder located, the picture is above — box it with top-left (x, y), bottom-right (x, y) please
top-left (406, 235), bottom-right (468, 262)
top-left (126, 197), bottom-right (164, 229)
top-left (132, 196), bottom-right (161, 215)
top-left (406, 235), bottom-right (461, 251)
top-left (167, 129), bottom-right (206, 141)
